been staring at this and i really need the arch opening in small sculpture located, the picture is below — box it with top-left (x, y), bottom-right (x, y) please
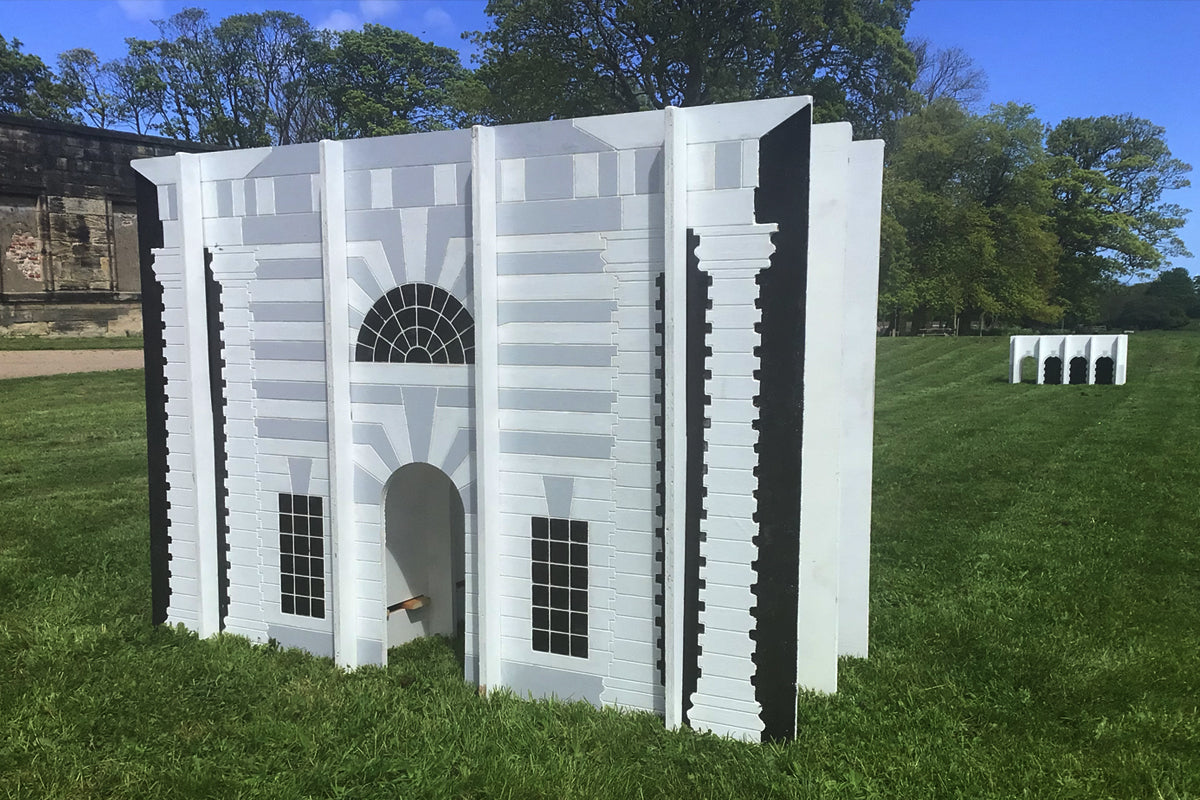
top-left (355, 283), bottom-right (475, 364)
top-left (1095, 356), bottom-right (1115, 385)
top-left (1043, 356), bottom-right (1063, 385)
top-left (1068, 356), bottom-right (1089, 385)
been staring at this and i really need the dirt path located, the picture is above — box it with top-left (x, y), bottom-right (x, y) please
top-left (0, 349), bottom-right (143, 379)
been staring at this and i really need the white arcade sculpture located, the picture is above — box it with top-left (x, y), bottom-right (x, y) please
top-left (131, 96), bottom-right (884, 743)
top-left (1009, 334), bottom-right (1128, 385)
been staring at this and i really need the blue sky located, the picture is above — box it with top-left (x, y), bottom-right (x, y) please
top-left (2, 0), bottom-right (1197, 276)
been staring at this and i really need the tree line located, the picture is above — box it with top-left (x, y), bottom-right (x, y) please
top-left (1, 1), bottom-right (1189, 331)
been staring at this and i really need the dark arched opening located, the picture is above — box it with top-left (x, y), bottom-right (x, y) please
top-left (1095, 356), bottom-right (1115, 385)
top-left (1069, 356), bottom-right (1089, 384)
top-left (1043, 356), bottom-right (1063, 385)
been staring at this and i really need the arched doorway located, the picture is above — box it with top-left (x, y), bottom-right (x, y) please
top-left (383, 463), bottom-right (465, 651)
top-left (1095, 356), bottom-right (1115, 385)
top-left (1043, 356), bottom-right (1063, 385)
top-left (1068, 356), bottom-right (1089, 384)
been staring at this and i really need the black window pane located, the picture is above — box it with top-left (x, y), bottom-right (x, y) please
top-left (570, 613), bottom-right (587, 635)
top-left (294, 515), bottom-right (308, 536)
top-left (281, 594), bottom-right (294, 614)
top-left (550, 632), bottom-right (570, 655)
top-left (570, 567), bottom-right (588, 590)
top-left (532, 517), bottom-right (549, 540)
top-left (532, 562), bottom-right (549, 584)
top-left (280, 514), bottom-right (292, 534)
top-left (570, 636), bottom-right (587, 658)
top-left (309, 518), bottom-right (323, 536)
top-left (533, 630), bottom-right (549, 652)
top-left (279, 494), bottom-right (292, 513)
top-left (570, 543), bottom-right (587, 566)
top-left (550, 518), bottom-right (569, 541)
top-left (550, 541), bottom-right (569, 564)
top-left (533, 607), bottom-right (549, 629)
top-left (280, 554), bottom-right (293, 574)
top-left (294, 534), bottom-right (309, 555)
top-left (550, 587), bottom-right (569, 609)
top-left (550, 564), bottom-right (569, 587)
top-left (293, 495), bottom-right (308, 515)
top-left (531, 540), bottom-right (548, 562)
top-left (532, 585), bottom-right (549, 606)
top-left (310, 497), bottom-right (322, 516)
top-left (570, 520), bottom-right (587, 543)
top-left (282, 574), bottom-right (294, 594)
top-left (550, 609), bottom-right (569, 633)
top-left (571, 589), bottom-right (587, 612)
top-left (311, 578), bottom-right (324, 597)
top-left (311, 599), bottom-right (325, 619)
top-left (295, 597), bottom-right (310, 617)
top-left (311, 538), bottom-right (323, 558)
top-left (295, 576), bottom-right (309, 596)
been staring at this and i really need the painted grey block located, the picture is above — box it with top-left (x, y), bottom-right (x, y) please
top-left (392, 165), bottom-right (436, 207)
top-left (402, 386), bottom-right (438, 464)
top-left (243, 179), bottom-right (257, 217)
top-left (715, 140), bottom-right (742, 189)
top-left (243, 212), bottom-right (321, 245)
top-left (499, 344), bottom-right (615, 367)
top-left (350, 383), bottom-right (402, 405)
top-left (354, 464), bottom-right (384, 504)
top-left (354, 422), bottom-right (401, 472)
top-left (346, 209), bottom-right (406, 283)
top-left (348, 256), bottom-right (385, 304)
top-left (437, 386), bottom-right (473, 408)
top-left (634, 148), bottom-right (664, 194)
top-left (544, 476), bottom-right (574, 519)
top-left (288, 457), bottom-right (312, 495)
top-left (499, 389), bottom-right (615, 413)
top-left (497, 197), bottom-right (621, 236)
top-left (254, 380), bottom-right (327, 401)
top-left (256, 417), bottom-right (328, 442)
top-left (498, 299), bottom-right (615, 324)
top-left (251, 340), bottom-right (325, 361)
top-left (250, 301), bottom-right (324, 323)
top-left (496, 251), bottom-right (605, 276)
top-left (503, 661), bottom-right (602, 707)
top-left (455, 162), bottom-right (471, 204)
top-left (427, 204), bottom-right (472, 283)
top-left (598, 152), bottom-right (619, 196)
top-left (216, 180), bottom-right (234, 217)
top-left (274, 174), bottom-right (313, 214)
top-left (246, 142), bottom-right (319, 178)
top-left (256, 258), bottom-right (324, 281)
top-left (342, 129), bottom-right (472, 171)
top-left (268, 624), bottom-right (333, 657)
top-left (524, 155), bottom-right (574, 201)
top-left (344, 169), bottom-right (372, 211)
top-left (495, 119), bottom-right (611, 159)
top-left (442, 427), bottom-right (473, 478)
top-left (358, 638), bottom-right (385, 665)
top-left (500, 431), bottom-right (613, 459)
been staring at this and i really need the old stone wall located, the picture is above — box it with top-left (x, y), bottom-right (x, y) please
top-left (0, 115), bottom-right (210, 336)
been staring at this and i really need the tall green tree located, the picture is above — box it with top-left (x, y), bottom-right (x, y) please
top-left (57, 48), bottom-right (117, 128)
top-left (315, 24), bottom-right (477, 138)
top-left (108, 39), bottom-right (166, 135)
top-left (1046, 114), bottom-right (1192, 321)
top-left (882, 99), bottom-right (1061, 332)
top-left (470, 0), bottom-right (917, 135)
top-left (0, 34), bottom-right (72, 120)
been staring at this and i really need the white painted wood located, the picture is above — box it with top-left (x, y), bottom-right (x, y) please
top-left (178, 152), bottom-right (222, 639)
top-left (838, 139), bottom-right (884, 659)
top-left (661, 105), bottom-right (688, 731)
top-left (320, 140), bottom-right (358, 668)
top-left (473, 124), bottom-right (503, 691)
top-left (796, 122), bottom-right (852, 697)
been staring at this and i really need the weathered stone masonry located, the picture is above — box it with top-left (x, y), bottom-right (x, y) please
top-left (0, 114), bottom-right (210, 336)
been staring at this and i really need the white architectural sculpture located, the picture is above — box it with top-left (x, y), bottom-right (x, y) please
top-left (1010, 334), bottom-right (1128, 385)
top-left (131, 96), bottom-right (884, 742)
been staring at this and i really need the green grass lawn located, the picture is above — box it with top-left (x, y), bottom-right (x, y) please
top-left (1, 334), bottom-right (1198, 799)
top-left (0, 335), bottom-right (144, 351)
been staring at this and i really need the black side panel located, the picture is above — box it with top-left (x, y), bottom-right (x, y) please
top-left (751, 105), bottom-right (811, 741)
top-left (681, 229), bottom-right (709, 725)
top-left (203, 249), bottom-right (231, 629)
top-left (653, 272), bottom-right (666, 687)
top-left (136, 173), bottom-right (170, 626)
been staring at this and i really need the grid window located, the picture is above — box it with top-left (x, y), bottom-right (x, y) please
top-left (531, 516), bottom-right (587, 658)
top-left (354, 283), bottom-right (475, 364)
top-left (279, 493), bottom-right (325, 618)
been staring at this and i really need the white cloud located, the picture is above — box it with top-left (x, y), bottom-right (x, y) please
top-left (316, 9), bottom-right (363, 31)
top-left (422, 6), bottom-right (456, 33)
top-left (358, 0), bottom-right (399, 21)
top-left (116, 0), bottom-right (166, 22)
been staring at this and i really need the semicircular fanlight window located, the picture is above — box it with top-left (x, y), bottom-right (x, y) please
top-left (355, 283), bottom-right (475, 364)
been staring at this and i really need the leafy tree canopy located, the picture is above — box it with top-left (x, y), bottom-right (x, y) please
top-left (469, 0), bottom-right (917, 136)
top-left (0, 34), bottom-right (72, 120)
